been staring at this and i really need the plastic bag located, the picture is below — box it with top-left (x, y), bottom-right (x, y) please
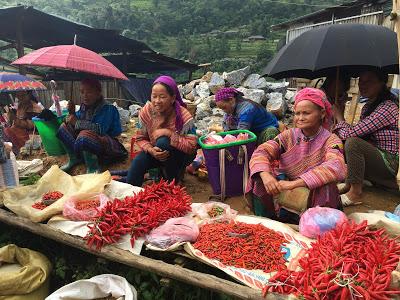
top-left (394, 204), bottom-right (400, 217)
top-left (146, 217), bottom-right (199, 249)
top-left (299, 206), bottom-right (348, 239)
top-left (45, 274), bottom-right (137, 300)
top-left (192, 201), bottom-right (238, 224)
top-left (63, 193), bottom-right (110, 221)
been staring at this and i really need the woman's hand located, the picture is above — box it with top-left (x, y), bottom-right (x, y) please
top-left (4, 142), bottom-right (12, 157)
top-left (333, 103), bottom-right (345, 122)
top-left (153, 129), bottom-right (173, 140)
top-left (260, 171), bottom-right (281, 195)
top-left (148, 146), bottom-right (170, 161)
top-left (279, 179), bottom-right (306, 191)
top-left (66, 114), bottom-right (77, 126)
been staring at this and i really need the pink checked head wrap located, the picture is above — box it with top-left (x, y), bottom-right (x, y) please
top-left (294, 87), bottom-right (332, 129)
top-left (215, 87), bottom-right (242, 102)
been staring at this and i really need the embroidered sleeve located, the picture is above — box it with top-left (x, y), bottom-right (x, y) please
top-left (135, 118), bottom-right (153, 152)
top-left (299, 135), bottom-right (346, 189)
top-left (170, 121), bottom-right (198, 154)
top-left (249, 134), bottom-right (284, 177)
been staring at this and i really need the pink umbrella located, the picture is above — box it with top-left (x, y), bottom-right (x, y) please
top-left (12, 43), bottom-right (128, 80)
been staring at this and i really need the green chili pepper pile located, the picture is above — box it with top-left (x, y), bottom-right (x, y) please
top-left (85, 179), bottom-right (192, 250)
top-left (264, 221), bottom-right (400, 299)
top-left (193, 221), bottom-right (287, 273)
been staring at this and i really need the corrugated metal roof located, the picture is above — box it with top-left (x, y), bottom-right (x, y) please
top-left (272, 0), bottom-right (388, 30)
top-left (0, 5), bottom-right (199, 74)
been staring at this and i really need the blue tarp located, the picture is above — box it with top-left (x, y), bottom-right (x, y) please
top-left (121, 77), bottom-right (154, 105)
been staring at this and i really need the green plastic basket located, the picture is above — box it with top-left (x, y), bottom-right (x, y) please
top-left (198, 129), bottom-right (257, 149)
top-left (32, 115), bottom-right (66, 156)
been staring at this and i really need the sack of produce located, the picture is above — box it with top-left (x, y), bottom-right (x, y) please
top-left (299, 206), bottom-right (347, 239)
top-left (192, 201), bottom-right (237, 224)
top-left (63, 193), bottom-right (110, 221)
top-left (277, 187), bottom-right (310, 214)
top-left (146, 217), bottom-right (199, 249)
top-left (0, 244), bottom-right (52, 300)
top-left (45, 274), bottom-right (137, 300)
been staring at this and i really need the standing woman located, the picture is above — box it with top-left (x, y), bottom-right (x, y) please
top-left (4, 90), bottom-right (42, 154)
top-left (127, 76), bottom-right (197, 187)
top-left (215, 88), bottom-right (279, 144)
top-left (57, 78), bottom-right (127, 174)
top-left (333, 68), bottom-right (399, 206)
top-left (247, 88), bottom-right (346, 221)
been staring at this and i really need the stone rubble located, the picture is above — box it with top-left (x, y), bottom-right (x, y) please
top-left (178, 66), bottom-right (292, 134)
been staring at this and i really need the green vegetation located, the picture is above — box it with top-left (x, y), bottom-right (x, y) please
top-left (0, 223), bottom-right (233, 300)
top-left (0, 0), bottom-right (343, 73)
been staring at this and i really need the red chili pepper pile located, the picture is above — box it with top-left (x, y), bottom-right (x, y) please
top-left (193, 222), bottom-right (287, 273)
top-left (42, 191), bottom-right (64, 202)
top-left (75, 198), bottom-right (100, 211)
top-left (264, 221), bottom-right (400, 299)
top-left (32, 191), bottom-right (64, 209)
top-left (32, 202), bottom-right (47, 210)
top-left (85, 179), bottom-right (192, 250)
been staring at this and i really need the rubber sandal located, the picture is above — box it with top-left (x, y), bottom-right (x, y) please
top-left (340, 194), bottom-right (362, 207)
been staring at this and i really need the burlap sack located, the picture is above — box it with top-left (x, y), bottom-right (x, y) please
top-left (0, 244), bottom-right (52, 300)
top-left (277, 187), bottom-right (310, 214)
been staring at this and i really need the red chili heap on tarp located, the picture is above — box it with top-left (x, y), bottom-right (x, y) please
top-left (264, 221), bottom-right (400, 299)
top-left (194, 222), bottom-right (287, 273)
top-left (85, 179), bottom-right (192, 250)
top-left (32, 191), bottom-right (64, 210)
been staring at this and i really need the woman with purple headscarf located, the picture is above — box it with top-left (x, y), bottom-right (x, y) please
top-left (127, 75), bottom-right (197, 187)
top-left (215, 87), bottom-right (279, 144)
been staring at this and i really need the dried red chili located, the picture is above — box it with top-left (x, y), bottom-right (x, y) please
top-left (264, 221), bottom-right (400, 299)
top-left (42, 191), bottom-right (64, 205)
top-left (75, 199), bottom-right (100, 211)
top-left (85, 179), bottom-right (192, 250)
top-left (32, 201), bottom-right (47, 210)
top-left (193, 221), bottom-right (287, 273)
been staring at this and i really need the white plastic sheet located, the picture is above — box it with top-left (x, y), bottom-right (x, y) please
top-left (45, 274), bottom-right (137, 300)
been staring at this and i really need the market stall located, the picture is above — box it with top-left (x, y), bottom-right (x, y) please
top-left (0, 167), bottom-right (399, 299)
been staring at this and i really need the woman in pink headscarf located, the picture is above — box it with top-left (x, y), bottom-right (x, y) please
top-left (127, 75), bottom-right (197, 187)
top-left (246, 88), bottom-right (346, 223)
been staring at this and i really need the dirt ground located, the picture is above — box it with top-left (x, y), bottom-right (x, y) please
top-left (21, 119), bottom-right (400, 217)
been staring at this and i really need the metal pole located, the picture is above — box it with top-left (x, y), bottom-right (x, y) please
top-left (392, 0), bottom-right (400, 187)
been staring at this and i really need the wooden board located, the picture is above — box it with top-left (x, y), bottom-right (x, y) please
top-left (0, 208), bottom-right (292, 300)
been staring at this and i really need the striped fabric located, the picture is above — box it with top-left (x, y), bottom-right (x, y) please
top-left (57, 123), bottom-right (127, 161)
top-left (135, 102), bottom-right (197, 154)
top-left (247, 127), bottom-right (346, 208)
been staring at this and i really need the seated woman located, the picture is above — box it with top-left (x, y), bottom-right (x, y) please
top-left (246, 88), bottom-right (346, 221)
top-left (127, 75), bottom-right (197, 187)
top-left (57, 78), bottom-right (127, 174)
top-left (333, 68), bottom-right (399, 206)
top-left (3, 90), bottom-right (42, 154)
top-left (215, 87), bottom-right (279, 144)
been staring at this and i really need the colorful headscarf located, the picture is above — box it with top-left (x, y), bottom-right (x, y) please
top-left (153, 75), bottom-right (187, 132)
top-left (215, 87), bottom-right (242, 102)
top-left (294, 87), bottom-right (333, 129)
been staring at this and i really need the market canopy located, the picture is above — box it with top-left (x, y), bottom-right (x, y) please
top-left (0, 5), bottom-right (199, 74)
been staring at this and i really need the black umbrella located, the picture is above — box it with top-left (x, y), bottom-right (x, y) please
top-left (262, 23), bottom-right (399, 80)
